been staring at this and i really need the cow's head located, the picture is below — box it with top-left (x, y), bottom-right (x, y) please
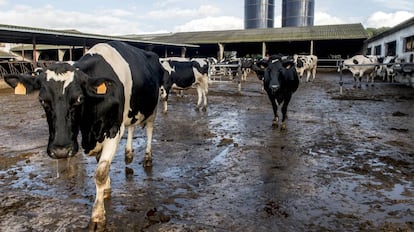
top-left (4, 62), bottom-right (117, 159)
top-left (263, 55), bottom-right (296, 94)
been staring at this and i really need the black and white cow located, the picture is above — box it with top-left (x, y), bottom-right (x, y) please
top-left (293, 54), bottom-right (318, 82)
top-left (342, 55), bottom-right (380, 88)
top-left (160, 58), bottom-right (209, 112)
top-left (253, 55), bottom-right (300, 130)
top-left (378, 55), bottom-right (398, 82)
top-left (4, 41), bottom-right (164, 230)
top-left (240, 58), bottom-right (254, 81)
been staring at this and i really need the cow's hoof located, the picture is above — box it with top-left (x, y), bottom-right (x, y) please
top-left (272, 122), bottom-right (278, 128)
top-left (143, 157), bottom-right (152, 168)
top-left (280, 123), bottom-right (287, 131)
top-left (202, 106), bottom-right (207, 112)
top-left (125, 149), bottom-right (134, 165)
top-left (89, 217), bottom-right (106, 232)
top-left (103, 188), bottom-right (111, 199)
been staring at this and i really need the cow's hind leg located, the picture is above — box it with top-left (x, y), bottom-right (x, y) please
top-left (143, 111), bottom-right (156, 168)
top-left (195, 85), bottom-right (203, 111)
top-left (125, 126), bottom-right (134, 165)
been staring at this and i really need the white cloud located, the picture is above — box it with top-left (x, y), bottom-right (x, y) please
top-left (314, 11), bottom-right (348, 25)
top-left (147, 5), bottom-right (220, 19)
top-left (174, 16), bottom-right (243, 32)
top-left (364, 11), bottom-right (414, 28)
top-left (0, 4), bottom-right (144, 35)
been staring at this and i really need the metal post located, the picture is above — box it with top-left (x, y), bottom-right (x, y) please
top-left (338, 59), bottom-right (343, 95)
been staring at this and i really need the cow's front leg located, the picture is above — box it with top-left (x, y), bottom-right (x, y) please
top-left (280, 95), bottom-right (292, 130)
top-left (143, 111), bottom-right (156, 168)
top-left (90, 134), bottom-right (121, 231)
top-left (160, 86), bottom-right (169, 113)
top-left (125, 126), bottom-right (134, 165)
top-left (269, 97), bottom-right (279, 128)
top-left (312, 68), bottom-right (317, 81)
top-left (306, 71), bottom-right (311, 82)
top-left (272, 116), bottom-right (279, 128)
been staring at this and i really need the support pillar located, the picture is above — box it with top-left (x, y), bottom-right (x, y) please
top-left (181, 47), bottom-right (186, 58)
top-left (310, 40), bottom-right (314, 55)
top-left (262, 42), bottom-right (267, 58)
top-left (32, 36), bottom-right (37, 66)
top-left (58, 48), bottom-right (65, 62)
top-left (218, 43), bottom-right (225, 62)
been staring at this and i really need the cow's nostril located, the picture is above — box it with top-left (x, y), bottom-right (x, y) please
top-left (49, 146), bottom-right (72, 159)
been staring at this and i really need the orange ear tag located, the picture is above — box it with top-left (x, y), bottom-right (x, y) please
top-left (15, 82), bottom-right (27, 95)
top-left (96, 82), bottom-right (107, 94)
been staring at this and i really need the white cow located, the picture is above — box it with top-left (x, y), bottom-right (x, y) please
top-left (342, 55), bottom-right (380, 88)
top-left (294, 54), bottom-right (318, 82)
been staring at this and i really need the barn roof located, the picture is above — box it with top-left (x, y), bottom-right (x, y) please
top-left (0, 24), bottom-right (198, 48)
top-left (130, 23), bottom-right (368, 44)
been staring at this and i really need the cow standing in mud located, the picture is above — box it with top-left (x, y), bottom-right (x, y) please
top-left (4, 41), bottom-right (164, 231)
top-left (294, 54), bottom-right (318, 82)
top-left (342, 55), bottom-right (380, 88)
top-left (160, 59), bottom-right (209, 112)
top-left (253, 55), bottom-right (300, 130)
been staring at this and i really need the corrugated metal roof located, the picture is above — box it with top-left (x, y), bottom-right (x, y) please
top-left (0, 24), bottom-right (198, 48)
top-left (132, 23), bottom-right (368, 44)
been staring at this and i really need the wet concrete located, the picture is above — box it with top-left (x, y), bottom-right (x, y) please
top-left (0, 72), bottom-right (413, 231)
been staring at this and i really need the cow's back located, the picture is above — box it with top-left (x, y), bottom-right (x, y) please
top-left (85, 41), bottom-right (163, 123)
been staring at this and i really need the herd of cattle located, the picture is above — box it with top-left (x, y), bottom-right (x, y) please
top-left (1, 41), bottom-right (410, 231)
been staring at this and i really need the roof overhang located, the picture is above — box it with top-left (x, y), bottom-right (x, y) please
top-left (0, 24), bottom-right (198, 48)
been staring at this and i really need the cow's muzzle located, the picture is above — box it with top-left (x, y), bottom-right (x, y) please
top-left (48, 146), bottom-right (74, 159)
top-left (271, 84), bottom-right (280, 94)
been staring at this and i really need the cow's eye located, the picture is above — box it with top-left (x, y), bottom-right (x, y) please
top-left (72, 95), bottom-right (83, 106)
top-left (39, 98), bottom-right (50, 108)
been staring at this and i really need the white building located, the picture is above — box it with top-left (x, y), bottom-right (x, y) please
top-left (365, 17), bottom-right (414, 87)
top-left (366, 17), bottom-right (414, 62)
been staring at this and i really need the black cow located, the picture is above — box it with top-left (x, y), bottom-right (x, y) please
top-left (160, 58), bottom-right (209, 112)
top-left (4, 41), bottom-right (164, 230)
top-left (253, 55), bottom-right (299, 130)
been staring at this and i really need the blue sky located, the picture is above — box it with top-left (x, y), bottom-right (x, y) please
top-left (0, 0), bottom-right (412, 35)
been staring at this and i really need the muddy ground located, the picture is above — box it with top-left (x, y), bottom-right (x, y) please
top-left (0, 71), bottom-right (413, 232)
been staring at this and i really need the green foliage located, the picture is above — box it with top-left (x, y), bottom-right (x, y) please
top-left (366, 27), bottom-right (390, 38)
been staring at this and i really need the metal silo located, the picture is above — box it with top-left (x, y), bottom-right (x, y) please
top-left (282, 0), bottom-right (315, 27)
top-left (244, 0), bottom-right (275, 29)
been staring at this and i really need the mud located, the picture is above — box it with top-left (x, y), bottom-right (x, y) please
top-left (0, 72), bottom-right (413, 231)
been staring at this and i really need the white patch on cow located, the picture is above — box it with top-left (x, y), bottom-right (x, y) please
top-left (45, 69), bottom-right (75, 94)
top-left (191, 58), bottom-right (208, 67)
top-left (86, 43), bottom-right (133, 126)
top-left (160, 61), bottom-right (175, 75)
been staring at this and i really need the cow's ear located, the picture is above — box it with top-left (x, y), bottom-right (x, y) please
top-left (4, 74), bottom-right (41, 95)
top-left (84, 77), bottom-right (117, 98)
top-left (283, 61), bottom-right (295, 69)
